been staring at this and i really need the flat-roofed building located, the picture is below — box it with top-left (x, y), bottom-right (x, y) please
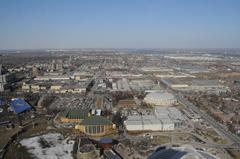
top-left (125, 107), bottom-right (184, 131)
top-left (162, 78), bottom-right (230, 94)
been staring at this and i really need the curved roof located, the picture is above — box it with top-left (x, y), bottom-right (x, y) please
top-left (81, 116), bottom-right (112, 126)
top-left (148, 145), bottom-right (217, 159)
top-left (100, 137), bottom-right (113, 144)
top-left (145, 92), bottom-right (175, 100)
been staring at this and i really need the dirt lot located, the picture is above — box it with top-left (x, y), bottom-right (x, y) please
top-left (4, 117), bottom-right (50, 159)
top-left (227, 149), bottom-right (240, 159)
top-left (0, 127), bottom-right (20, 148)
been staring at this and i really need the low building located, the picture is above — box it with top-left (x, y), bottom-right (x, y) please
top-left (10, 98), bottom-right (32, 114)
top-left (76, 138), bottom-right (100, 159)
top-left (60, 109), bottom-right (90, 123)
top-left (141, 67), bottom-right (173, 73)
top-left (75, 116), bottom-right (115, 136)
top-left (50, 84), bottom-right (62, 92)
top-left (59, 85), bottom-right (86, 94)
top-left (34, 75), bottom-right (70, 81)
top-left (125, 107), bottom-right (184, 132)
top-left (162, 78), bottom-right (230, 94)
top-left (73, 72), bottom-right (93, 81)
top-left (51, 82), bottom-right (88, 94)
top-left (22, 82), bottom-right (48, 93)
top-left (116, 78), bottom-right (130, 91)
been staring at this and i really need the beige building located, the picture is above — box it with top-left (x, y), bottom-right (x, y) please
top-left (75, 116), bottom-right (116, 137)
top-left (22, 82), bottom-right (47, 93)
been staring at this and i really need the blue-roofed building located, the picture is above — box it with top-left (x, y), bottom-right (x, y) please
top-left (10, 98), bottom-right (32, 114)
top-left (0, 98), bottom-right (5, 107)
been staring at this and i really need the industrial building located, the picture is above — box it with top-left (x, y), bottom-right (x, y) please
top-left (124, 107), bottom-right (184, 131)
top-left (73, 72), bottom-right (93, 81)
top-left (141, 67), bottom-right (173, 72)
top-left (154, 72), bottom-right (195, 78)
top-left (155, 107), bottom-right (184, 128)
top-left (116, 78), bottom-right (130, 91)
top-left (144, 91), bottom-right (177, 106)
top-left (129, 79), bottom-right (157, 91)
top-left (162, 78), bottom-right (230, 94)
top-left (22, 82), bottom-right (48, 93)
top-left (75, 116), bottom-right (116, 136)
top-left (34, 75), bottom-right (70, 81)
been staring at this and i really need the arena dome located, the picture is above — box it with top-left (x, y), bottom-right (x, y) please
top-left (144, 91), bottom-right (176, 106)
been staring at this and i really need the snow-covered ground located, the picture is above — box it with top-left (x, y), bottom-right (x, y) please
top-left (20, 133), bottom-right (74, 159)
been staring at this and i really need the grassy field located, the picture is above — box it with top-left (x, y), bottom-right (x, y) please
top-left (152, 135), bottom-right (171, 144)
top-left (206, 128), bottom-right (231, 145)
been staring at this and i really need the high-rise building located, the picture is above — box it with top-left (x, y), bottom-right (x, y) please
top-left (0, 65), bottom-right (16, 92)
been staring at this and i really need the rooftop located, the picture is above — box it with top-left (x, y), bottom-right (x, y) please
top-left (81, 116), bottom-right (112, 126)
top-left (62, 108), bottom-right (89, 120)
top-left (10, 98), bottom-right (32, 114)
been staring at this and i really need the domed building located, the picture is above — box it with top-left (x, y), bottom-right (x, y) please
top-left (148, 145), bottom-right (218, 159)
top-left (144, 91), bottom-right (177, 106)
top-left (75, 116), bottom-right (116, 136)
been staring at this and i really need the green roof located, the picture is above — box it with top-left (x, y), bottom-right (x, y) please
top-left (81, 116), bottom-right (112, 125)
top-left (62, 108), bottom-right (89, 120)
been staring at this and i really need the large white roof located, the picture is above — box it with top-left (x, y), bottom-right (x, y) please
top-left (145, 91), bottom-right (175, 101)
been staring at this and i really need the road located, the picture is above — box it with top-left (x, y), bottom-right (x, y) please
top-left (176, 93), bottom-right (240, 148)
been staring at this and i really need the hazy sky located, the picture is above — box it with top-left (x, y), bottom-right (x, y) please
top-left (0, 0), bottom-right (240, 49)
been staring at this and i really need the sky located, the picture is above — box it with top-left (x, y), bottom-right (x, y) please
top-left (0, 0), bottom-right (240, 49)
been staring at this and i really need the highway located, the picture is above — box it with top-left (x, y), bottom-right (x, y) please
top-left (176, 93), bottom-right (240, 148)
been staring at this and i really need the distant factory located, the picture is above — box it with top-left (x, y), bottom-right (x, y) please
top-left (162, 78), bottom-right (230, 94)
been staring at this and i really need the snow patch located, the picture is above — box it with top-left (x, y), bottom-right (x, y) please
top-left (20, 133), bottom-right (74, 159)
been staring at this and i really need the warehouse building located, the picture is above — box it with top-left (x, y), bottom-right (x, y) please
top-left (162, 78), bottom-right (230, 94)
top-left (124, 107), bottom-right (184, 131)
top-left (75, 116), bottom-right (116, 136)
top-left (155, 107), bottom-right (184, 128)
top-left (125, 115), bottom-right (174, 131)
top-left (144, 91), bottom-right (177, 106)
top-left (129, 79), bottom-right (156, 91)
